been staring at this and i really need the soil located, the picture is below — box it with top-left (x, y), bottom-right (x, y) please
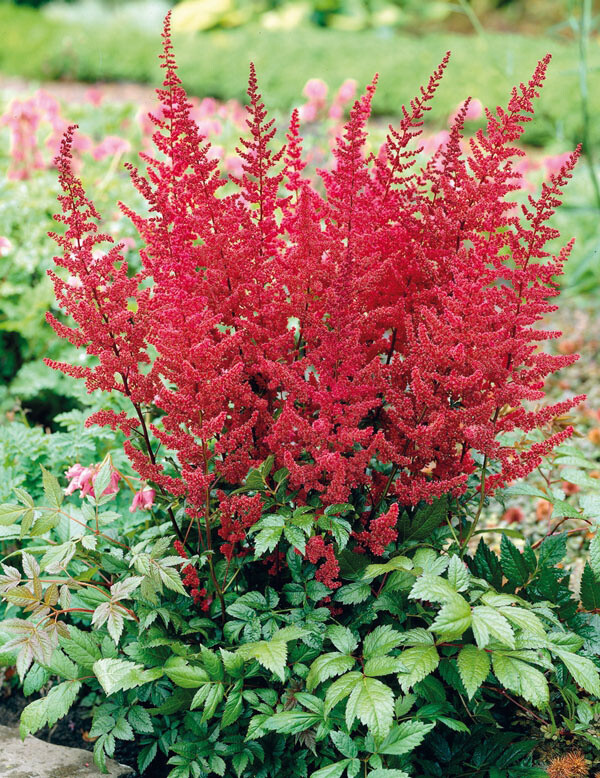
top-left (0, 680), bottom-right (170, 778)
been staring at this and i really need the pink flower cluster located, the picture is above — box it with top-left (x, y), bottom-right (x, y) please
top-left (47, 16), bottom-right (581, 584)
top-left (64, 462), bottom-right (155, 513)
top-left (0, 90), bottom-right (131, 180)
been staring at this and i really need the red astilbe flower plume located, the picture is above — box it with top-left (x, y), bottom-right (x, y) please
top-left (46, 13), bottom-right (582, 570)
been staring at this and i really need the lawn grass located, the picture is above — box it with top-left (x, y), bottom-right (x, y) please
top-left (0, 3), bottom-right (598, 147)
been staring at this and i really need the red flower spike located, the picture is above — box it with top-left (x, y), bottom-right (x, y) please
top-left (47, 18), bottom-right (581, 571)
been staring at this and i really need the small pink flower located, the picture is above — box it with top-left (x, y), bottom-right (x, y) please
top-left (92, 136), bottom-right (131, 161)
top-left (84, 87), bottom-right (104, 107)
top-left (335, 79), bottom-right (357, 104)
top-left (130, 488), bottom-right (156, 513)
top-left (0, 237), bottom-right (13, 256)
top-left (303, 78), bottom-right (328, 102)
top-left (77, 467), bottom-right (96, 498)
top-left (64, 464), bottom-right (95, 497)
top-left (65, 463), bottom-right (85, 495)
top-left (102, 470), bottom-right (121, 496)
top-left (448, 98), bottom-right (483, 126)
top-left (543, 151), bottom-right (572, 178)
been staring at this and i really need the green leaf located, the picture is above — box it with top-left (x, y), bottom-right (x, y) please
top-left (446, 556), bottom-right (470, 592)
top-left (335, 581), bottom-right (371, 604)
top-left (221, 689), bottom-right (243, 729)
top-left (397, 645), bottom-right (439, 692)
top-left (429, 595), bottom-right (472, 639)
top-left (164, 657), bottom-right (210, 688)
top-left (326, 625), bottom-right (358, 655)
top-left (580, 563), bottom-right (600, 610)
top-left (93, 659), bottom-right (163, 695)
top-left (537, 533), bottom-right (567, 568)
top-left (284, 525), bottom-right (306, 554)
top-left (364, 625), bottom-right (404, 659)
top-left (402, 496), bottom-right (448, 542)
top-left (41, 466), bottom-right (64, 510)
top-left (500, 534), bottom-right (530, 586)
top-left (59, 626), bottom-right (101, 669)
top-left (491, 653), bottom-right (549, 708)
top-left (590, 533), bottom-right (600, 580)
top-left (253, 518), bottom-right (284, 558)
top-left (128, 705), bottom-right (154, 734)
top-left (264, 711), bottom-right (321, 734)
top-left (239, 639), bottom-right (288, 682)
top-left (457, 645), bottom-right (490, 699)
top-left (20, 681), bottom-right (81, 738)
top-left (307, 652), bottom-right (356, 692)
top-left (368, 770), bottom-right (410, 778)
top-left (471, 607), bottom-right (515, 649)
top-left (0, 504), bottom-right (26, 526)
top-left (378, 720), bottom-right (435, 756)
top-left (409, 574), bottom-right (458, 604)
top-left (551, 648), bottom-right (600, 697)
top-left (324, 671), bottom-right (363, 715)
top-left (364, 656), bottom-right (406, 677)
top-left (317, 514), bottom-right (351, 550)
top-left (311, 760), bottom-right (352, 778)
top-left (346, 676), bottom-right (394, 739)
top-left (330, 730), bottom-right (358, 758)
top-left (362, 556), bottom-right (412, 581)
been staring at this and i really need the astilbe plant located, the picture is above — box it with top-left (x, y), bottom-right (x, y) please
top-left (5, 14), bottom-right (600, 778)
top-left (46, 14), bottom-right (581, 593)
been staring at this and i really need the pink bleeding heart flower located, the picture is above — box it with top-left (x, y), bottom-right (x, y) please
top-left (130, 488), bottom-right (156, 513)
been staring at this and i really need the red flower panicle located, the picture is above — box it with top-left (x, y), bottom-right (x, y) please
top-left (47, 13), bottom-right (581, 578)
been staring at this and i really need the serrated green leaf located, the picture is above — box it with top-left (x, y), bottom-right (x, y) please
top-left (239, 639), bottom-right (288, 682)
top-left (457, 645), bottom-right (490, 699)
top-left (364, 656), bottom-right (406, 677)
top-left (284, 525), bottom-right (306, 554)
top-left (491, 653), bottom-right (549, 708)
top-left (93, 658), bottom-right (163, 695)
top-left (324, 671), bottom-right (362, 715)
top-left (335, 581), bottom-right (371, 604)
top-left (346, 676), bottom-right (394, 739)
top-left (364, 625), bottom-right (404, 659)
top-left (409, 574), bottom-right (458, 604)
top-left (41, 466), bottom-right (64, 510)
top-left (396, 645), bottom-right (439, 692)
top-left (378, 720), bottom-right (435, 756)
top-left (368, 770), bottom-right (410, 778)
top-left (264, 711), bottom-right (321, 734)
top-left (429, 595), bottom-right (472, 639)
top-left (307, 652), bottom-right (356, 692)
top-left (59, 626), bottom-right (101, 669)
top-left (326, 625), bottom-right (358, 655)
top-left (362, 556), bottom-right (412, 581)
top-left (500, 534), bottom-right (530, 586)
top-left (590, 533), bottom-right (600, 580)
top-left (253, 524), bottom-right (284, 558)
top-left (447, 556), bottom-right (470, 591)
top-left (580, 563), bottom-right (600, 610)
top-left (551, 648), bottom-right (600, 697)
top-left (472, 606), bottom-right (515, 649)
top-left (164, 657), bottom-right (210, 688)
top-left (330, 730), bottom-right (358, 758)
top-left (311, 760), bottom-right (352, 778)
top-left (221, 689), bottom-right (243, 728)
top-left (20, 680), bottom-right (81, 738)
top-left (0, 504), bottom-right (26, 526)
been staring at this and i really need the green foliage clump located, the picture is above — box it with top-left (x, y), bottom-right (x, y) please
top-left (2, 464), bottom-right (600, 776)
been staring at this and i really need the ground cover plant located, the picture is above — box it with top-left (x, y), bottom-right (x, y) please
top-left (2, 12), bottom-right (600, 778)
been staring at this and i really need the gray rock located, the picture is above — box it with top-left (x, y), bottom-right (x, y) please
top-left (0, 725), bottom-right (133, 778)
